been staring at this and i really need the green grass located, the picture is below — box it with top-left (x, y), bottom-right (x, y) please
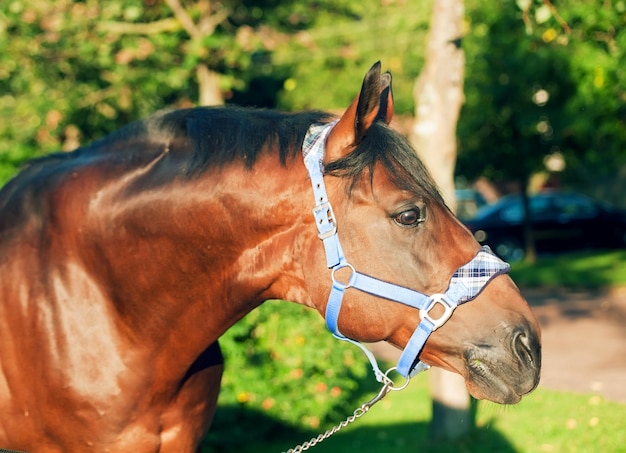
top-left (510, 249), bottom-right (626, 289)
top-left (225, 372), bottom-right (626, 453)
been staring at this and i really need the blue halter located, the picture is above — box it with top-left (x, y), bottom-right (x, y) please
top-left (302, 122), bottom-right (511, 380)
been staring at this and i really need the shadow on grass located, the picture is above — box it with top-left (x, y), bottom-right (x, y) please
top-left (201, 371), bottom-right (382, 452)
top-left (202, 404), bottom-right (517, 453)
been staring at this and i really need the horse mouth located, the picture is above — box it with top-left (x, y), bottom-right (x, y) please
top-left (464, 342), bottom-right (541, 405)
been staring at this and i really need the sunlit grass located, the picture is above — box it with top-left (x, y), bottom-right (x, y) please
top-left (510, 249), bottom-right (626, 288)
top-left (230, 373), bottom-right (626, 453)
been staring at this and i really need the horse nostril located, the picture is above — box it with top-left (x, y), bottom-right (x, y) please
top-left (513, 329), bottom-right (535, 367)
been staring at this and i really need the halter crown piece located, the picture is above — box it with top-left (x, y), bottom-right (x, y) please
top-left (302, 122), bottom-right (511, 380)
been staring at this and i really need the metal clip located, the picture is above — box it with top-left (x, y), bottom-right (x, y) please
top-left (312, 201), bottom-right (337, 240)
top-left (364, 382), bottom-right (392, 409)
top-left (419, 293), bottom-right (455, 330)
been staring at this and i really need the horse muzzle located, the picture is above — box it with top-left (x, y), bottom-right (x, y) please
top-left (464, 322), bottom-right (541, 404)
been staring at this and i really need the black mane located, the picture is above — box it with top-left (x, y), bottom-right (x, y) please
top-left (12, 107), bottom-right (332, 178)
top-left (92, 106), bottom-right (335, 175)
top-left (5, 106), bottom-right (442, 205)
top-left (325, 122), bottom-right (444, 204)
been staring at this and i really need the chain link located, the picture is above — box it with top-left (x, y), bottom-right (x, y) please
top-left (283, 368), bottom-right (409, 453)
top-left (284, 391), bottom-right (380, 453)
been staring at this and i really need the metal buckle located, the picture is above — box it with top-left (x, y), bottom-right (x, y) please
top-left (419, 294), bottom-right (455, 330)
top-left (312, 201), bottom-right (337, 240)
top-left (331, 262), bottom-right (356, 290)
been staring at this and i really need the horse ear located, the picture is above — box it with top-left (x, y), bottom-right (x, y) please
top-left (325, 62), bottom-right (386, 161)
top-left (377, 71), bottom-right (394, 125)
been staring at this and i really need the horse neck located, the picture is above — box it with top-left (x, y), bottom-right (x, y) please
top-left (82, 150), bottom-right (317, 365)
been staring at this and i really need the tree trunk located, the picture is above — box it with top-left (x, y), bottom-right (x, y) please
top-left (196, 63), bottom-right (224, 106)
top-left (410, 0), bottom-right (464, 212)
top-left (430, 368), bottom-right (476, 439)
top-left (409, 0), bottom-right (471, 440)
top-left (164, 0), bottom-right (225, 106)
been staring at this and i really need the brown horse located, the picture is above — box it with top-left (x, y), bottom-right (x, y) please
top-left (0, 62), bottom-right (540, 452)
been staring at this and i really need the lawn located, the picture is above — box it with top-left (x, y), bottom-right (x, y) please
top-left (510, 249), bottom-right (626, 289)
top-left (227, 372), bottom-right (626, 453)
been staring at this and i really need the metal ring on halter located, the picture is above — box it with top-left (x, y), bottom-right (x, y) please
top-left (419, 293), bottom-right (455, 331)
top-left (383, 367), bottom-right (411, 391)
top-left (331, 262), bottom-right (357, 290)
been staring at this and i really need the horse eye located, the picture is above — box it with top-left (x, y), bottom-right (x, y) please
top-left (394, 208), bottom-right (424, 227)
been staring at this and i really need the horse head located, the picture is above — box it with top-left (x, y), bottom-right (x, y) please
top-left (302, 62), bottom-right (541, 404)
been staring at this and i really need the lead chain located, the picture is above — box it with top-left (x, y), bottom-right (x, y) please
top-left (283, 368), bottom-right (409, 453)
top-left (284, 391), bottom-right (381, 453)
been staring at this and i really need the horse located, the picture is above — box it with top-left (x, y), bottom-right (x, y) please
top-left (0, 62), bottom-right (541, 452)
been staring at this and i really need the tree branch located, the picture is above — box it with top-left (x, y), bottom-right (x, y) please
top-left (97, 18), bottom-right (180, 35)
top-left (163, 0), bottom-right (200, 39)
top-left (543, 0), bottom-right (571, 34)
top-left (198, 7), bottom-right (230, 36)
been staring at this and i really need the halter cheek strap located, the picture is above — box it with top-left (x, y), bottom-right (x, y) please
top-left (302, 122), bottom-right (511, 379)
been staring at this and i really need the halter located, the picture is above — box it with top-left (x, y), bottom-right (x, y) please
top-left (302, 121), bottom-right (511, 380)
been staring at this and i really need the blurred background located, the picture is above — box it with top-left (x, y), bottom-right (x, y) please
top-left (1, 0), bottom-right (624, 451)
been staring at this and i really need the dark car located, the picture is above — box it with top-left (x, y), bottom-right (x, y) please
top-left (463, 191), bottom-right (626, 261)
top-left (455, 188), bottom-right (487, 221)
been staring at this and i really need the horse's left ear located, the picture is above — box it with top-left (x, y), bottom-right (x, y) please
top-left (325, 62), bottom-right (394, 162)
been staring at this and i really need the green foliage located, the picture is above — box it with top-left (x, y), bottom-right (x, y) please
top-left (0, 0), bottom-right (428, 186)
top-left (2, 0), bottom-right (624, 201)
top-left (0, 0), bottom-right (307, 182)
top-left (458, 0), bottom-right (626, 191)
top-left (202, 300), bottom-right (370, 451)
top-left (556, 1), bottom-right (626, 186)
top-left (271, 1), bottom-right (431, 114)
top-left (1, 1), bottom-right (168, 179)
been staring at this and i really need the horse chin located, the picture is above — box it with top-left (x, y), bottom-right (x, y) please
top-left (463, 346), bottom-right (540, 405)
top-left (465, 370), bottom-right (523, 405)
